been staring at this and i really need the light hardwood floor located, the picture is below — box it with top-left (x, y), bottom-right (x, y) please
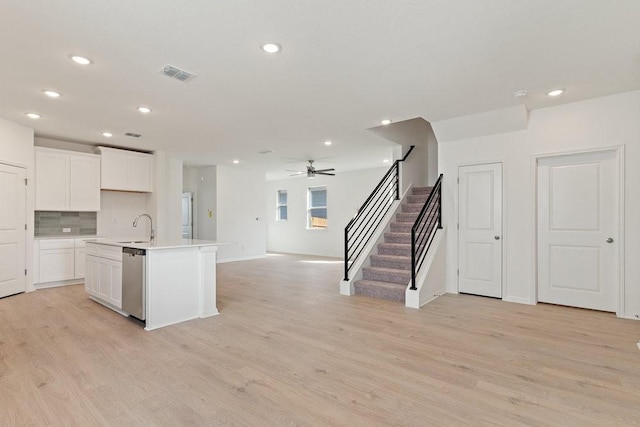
top-left (1, 253), bottom-right (639, 426)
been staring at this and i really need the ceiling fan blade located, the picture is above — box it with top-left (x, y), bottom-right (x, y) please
top-left (314, 168), bottom-right (335, 173)
top-left (285, 169), bottom-right (304, 172)
top-left (289, 172), bottom-right (306, 176)
top-left (316, 172), bottom-right (336, 176)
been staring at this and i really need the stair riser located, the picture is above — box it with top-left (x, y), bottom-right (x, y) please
top-left (363, 268), bottom-right (410, 284)
top-left (390, 222), bottom-right (413, 232)
top-left (378, 245), bottom-right (412, 257)
top-left (402, 204), bottom-right (423, 213)
top-left (370, 257), bottom-right (412, 270)
top-left (354, 283), bottom-right (405, 303)
top-left (384, 233), bottom-right (411, 244)
top-left (407, 195), bottom-right (429, 204)
top-left (411, 187), bottom-right (433, 195)
top-left (395, 213), bottom-right (419, 223)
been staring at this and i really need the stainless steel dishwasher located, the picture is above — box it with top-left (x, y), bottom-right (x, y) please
top-left (122, 247), bottom-right (146, 321)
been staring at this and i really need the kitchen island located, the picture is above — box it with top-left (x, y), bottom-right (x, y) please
top-left (85, 239), bottom-right (224, 330)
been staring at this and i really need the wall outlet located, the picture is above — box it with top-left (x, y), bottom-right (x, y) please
top-left (63, 228), bottom-right (71, 233)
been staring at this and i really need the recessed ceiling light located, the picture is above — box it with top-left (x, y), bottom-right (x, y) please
top-left (137, 106), bottom-right (152, 114)
top-left (261, 43), bottom-right (282, 54)
top-left (547, 89), bottom-right (564, 97)
top-left (26, 112), bottom-right (41, 119)
top-left (43, 90), bottom-right (61, 98)
top-left (232, 159), bottom-right (240, 164)
top-left (324, 140), bottom-right (332, 146)
top-left (513, 90), bottom-right (527, 98)
top-left (70, 55), bottom-right (92, 65)
top-left (381, 119), bottom-right (392, 125)
top-left (382, 159), bottom-right (390, 163)
top-left (102, 132), bottom-right (113, 138)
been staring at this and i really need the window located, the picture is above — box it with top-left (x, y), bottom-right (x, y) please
top-left (308, 186), bottom-right (327, 229)
top-left (277, 190), bottom-right (287, 221)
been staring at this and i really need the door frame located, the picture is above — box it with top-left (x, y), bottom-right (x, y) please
top-left (456, 159), bottom-right (507, 299)
top-left (531, 145), bottom-right (625, 317)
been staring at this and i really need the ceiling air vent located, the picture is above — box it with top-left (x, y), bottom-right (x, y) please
top-left (160, 64), bottom-right (197, 82)
top-left (125, 132), bottom-right (142, 138)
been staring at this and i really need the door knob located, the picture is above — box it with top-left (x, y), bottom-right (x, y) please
top-left (494, 236), bottom-right (500, 240)
top-left (606, 237), bottom-right (614, 243)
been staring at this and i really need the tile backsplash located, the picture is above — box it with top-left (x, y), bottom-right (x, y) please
top-left (35, 211), bottom-right (97, 237)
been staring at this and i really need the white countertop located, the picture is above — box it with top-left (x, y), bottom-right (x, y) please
top-left (35, 235), bottom-right (102, 240)
top-left (85, 238), bottom-right (227, 250)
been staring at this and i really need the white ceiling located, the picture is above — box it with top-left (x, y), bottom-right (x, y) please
top-left (1, 1), bottom-right (639, 179)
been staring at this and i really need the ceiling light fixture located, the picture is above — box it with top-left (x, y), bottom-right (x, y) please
top-left (26, 112), bottom-right (41, 119)
top-left (102, 132), bottom-right (113, 138)
top-left (380, 119), bottom-right (392, 125)
top-left (43, 90), bottom-right (61, 98)
top-left (547, 89), bottom-right (564, 97)
top-left (513, 90), bottom-right (527, 98)
top-left (261, 43), bottom-right (281, 54)
top-left (324, 140), bottom-right (332, 146)
top-left (232, 159), bottom-right (240, 164)
top-left (383, 159), bottom-right (390, 163)
top-left (137, 106), bottom-right (152, 114)
top-left (70, 55), bottom-right (92, 65)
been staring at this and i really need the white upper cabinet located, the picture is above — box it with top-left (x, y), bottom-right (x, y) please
top-left (97, 146), bottom-right (153, 193)
top-left (35, 147), bottom-right (100, 211)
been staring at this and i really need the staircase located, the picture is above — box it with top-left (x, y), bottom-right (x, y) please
top-left (353, 186), bottom-right (433, 302)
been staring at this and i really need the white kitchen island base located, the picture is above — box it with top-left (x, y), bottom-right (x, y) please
top-left (85, 239), bottom-right (222, 331)
top-left (145, 244), bottom-right (219, 331)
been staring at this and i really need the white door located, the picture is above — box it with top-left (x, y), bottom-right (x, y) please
top-left (182, 192), bottom-right (193, 239)
top-left (537, 150), bottom-right (618, 312)
top-left (0, 163), bottom-right (26, 298)
top-left (458, 163), bottom-right (503, 297)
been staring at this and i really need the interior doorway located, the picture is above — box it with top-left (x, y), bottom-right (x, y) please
top-left (457, 162), bottom-right (503, 298)
top-left (182, 192), bottom-right (193, 239)
top-left (537, 149), bottom-right (621, 312)
top-left (0, 162), bottom-right (26, 298)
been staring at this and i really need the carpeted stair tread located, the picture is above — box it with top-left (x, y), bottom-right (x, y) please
top-left (384, 231), bottom-right (412, 244)
top-left (401, 203), bottom-right (425, 213)
top-left (354, 279), bottom-right (406, 303)
top-left (378, 242), bottom-right (412, 257)
top-left (362, 266), bottom-right (411, 284)
top-left (390, 222), bottom-right (413, 232)
top-left (370, 254), bottom-right (412, 270)
top-left (411, 186), bottom-right (433, 195)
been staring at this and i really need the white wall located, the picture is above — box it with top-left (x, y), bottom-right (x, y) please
top-left (216, 165), bottom-right (266, 262)
top-left (150, 151), bottom-right (182, 241)
top-left (437, 90), bottom-right (640, 319)
top-left (0, 117), bottom-right (35, 291)
top-left (266, 167), bottom-right (388, 258)
top-left (97, 191), bottom-right (151, 240)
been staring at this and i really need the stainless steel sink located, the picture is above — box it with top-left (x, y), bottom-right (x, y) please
top-left (117, 240), bottom-right (149, 244)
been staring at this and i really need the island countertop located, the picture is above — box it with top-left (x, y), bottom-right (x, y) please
top-left (85, 238), bottom-right (227, 251)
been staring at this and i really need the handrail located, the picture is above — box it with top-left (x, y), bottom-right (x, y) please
top-left (344, 145), bottom-right (415, 281)
top-left (410, 174), bottom-right (443, 290)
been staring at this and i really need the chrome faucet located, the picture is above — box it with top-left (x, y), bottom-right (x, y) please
top-left (133, 214), bottom-right (155, 242)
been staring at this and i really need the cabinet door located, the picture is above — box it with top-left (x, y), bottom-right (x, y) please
top-left (97, 258), bottom-right (112, 301)
top-left (70, 155), bottom-right (100, 211)
top-left (39, 248), bottom-right (75, 282)
top-left (126, 154), bottom-right (153, 192)
top-left (100, 149), bottom-right (128, 190)
top-left (85, 255), bottom-right (98, 295)
top-left (35, 149), bottom-right (70, 211)
top-left (74, 247), bottom-right (86, 279)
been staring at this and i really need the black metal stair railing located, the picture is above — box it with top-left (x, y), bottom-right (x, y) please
top-left (410, 174), bottom-right (443, 290)
top-left (343, 145), bottom-right (415, 281)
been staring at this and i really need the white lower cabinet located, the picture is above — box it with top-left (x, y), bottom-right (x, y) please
top-left (35, 238), bottom-right (99, 285)
top-left (85, 243), bottom-right (123, 309)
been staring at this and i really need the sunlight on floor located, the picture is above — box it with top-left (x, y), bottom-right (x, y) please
top-left (299, 260), bottom-right (343, 264)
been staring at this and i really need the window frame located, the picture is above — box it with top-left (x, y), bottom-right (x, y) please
top-left (307, 186), bottom-right (328, 230)
top-left (276, 189), bottom-right (288, 221)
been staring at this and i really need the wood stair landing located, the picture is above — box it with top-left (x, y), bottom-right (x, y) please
top-left (353, 186), bottom-right (432, 303)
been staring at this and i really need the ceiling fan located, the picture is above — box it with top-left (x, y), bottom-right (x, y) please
top-left (287, 160), bottom-right (335, 178)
